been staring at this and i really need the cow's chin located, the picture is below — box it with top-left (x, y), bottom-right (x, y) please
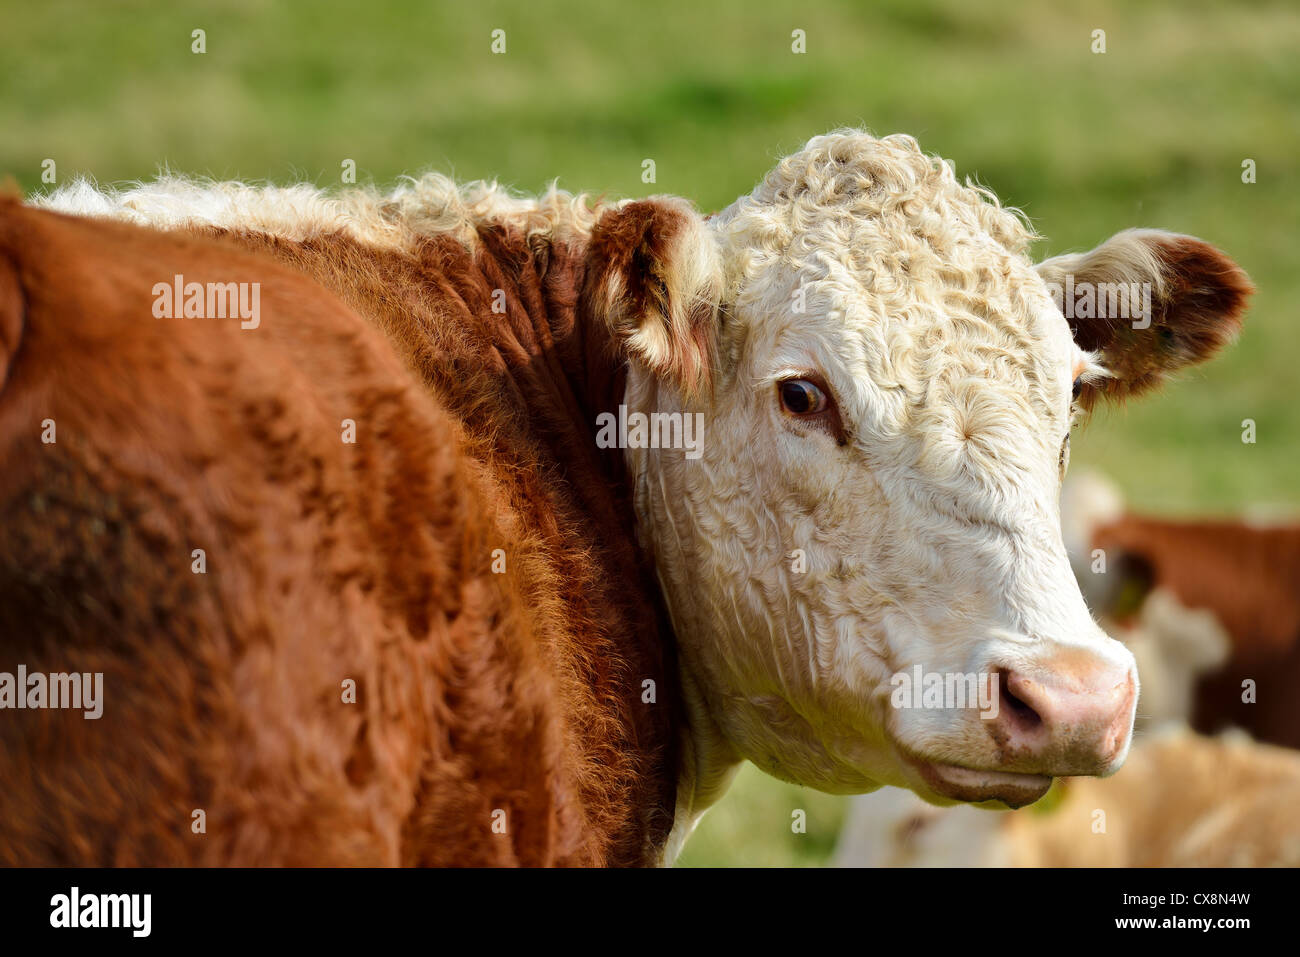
top-left (900, 752), bottom-right (1053, 809)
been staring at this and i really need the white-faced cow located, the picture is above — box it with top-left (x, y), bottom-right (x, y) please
top-left (1, 131), bottom-right (1251, 864)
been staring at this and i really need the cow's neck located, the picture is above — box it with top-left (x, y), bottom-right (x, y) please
top-left (254, 220), bottom-right (688, 861)
top-left (618, 371), bottom-right (745, 864)
top-left (660, 664), bottom-right (744, 863)
top-left (469, 234), bottom-right (746, 860)
top-left (475, 234), bottom-right (754, 862)
top-left (220, 216), bottom-right (719, 862)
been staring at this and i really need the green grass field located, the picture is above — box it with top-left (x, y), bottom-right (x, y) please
top-left (5, 0), bottom-right (1296, 866)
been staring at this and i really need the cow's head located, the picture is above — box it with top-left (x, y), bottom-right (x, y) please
top-left (583, 131), bottom-right (1252, 808)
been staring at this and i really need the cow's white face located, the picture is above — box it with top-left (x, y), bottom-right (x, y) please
top-left (590, 130), bottom-right (1251, 814)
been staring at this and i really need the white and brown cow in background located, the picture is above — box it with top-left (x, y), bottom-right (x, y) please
top-left (835, 727), bottom-right (1300, 868)
top-left (1063, 470), bottom-right (1300, 747)
top-left (7, 131), bottom-right (1251, 864)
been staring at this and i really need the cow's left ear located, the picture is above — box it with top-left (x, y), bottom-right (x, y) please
top-left (1036, 229), bottom-right (1253, 407)
top-left (582, 197), bottom-right (722, 396)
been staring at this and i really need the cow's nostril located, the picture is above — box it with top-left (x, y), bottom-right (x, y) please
top-left (997, 669), bottom-right (1043, 731)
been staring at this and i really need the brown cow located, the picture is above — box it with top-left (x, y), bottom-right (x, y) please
top-left (1, 131), bottom-right (1253, 865)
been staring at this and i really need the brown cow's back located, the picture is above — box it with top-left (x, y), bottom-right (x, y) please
top-left (0, 201), bottom-right (678, 865)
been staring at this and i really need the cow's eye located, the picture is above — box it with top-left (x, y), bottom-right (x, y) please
top-left (779, 379), bottom-right (829, 415)
top-left (1072, 376), bottom-right (1083, 401)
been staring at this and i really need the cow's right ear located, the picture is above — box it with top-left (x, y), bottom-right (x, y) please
top-left (582, 198), bottom-right (722, 397)
top-left (1036, 229), bottom-right (1253, 408)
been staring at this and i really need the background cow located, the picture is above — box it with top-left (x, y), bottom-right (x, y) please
top-left (1063, 471), bottom-right (1300, 748)
top-left (835, 727), bottom-right (1300, 867)
top-left (2, 130), bottom-right (1251, 864)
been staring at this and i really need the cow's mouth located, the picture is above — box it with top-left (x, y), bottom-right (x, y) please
top-left (903, 754), bottom-right (1052, 809)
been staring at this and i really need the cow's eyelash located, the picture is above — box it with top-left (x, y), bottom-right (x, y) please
top-left (1068, 401), bottom-right (1086, 429)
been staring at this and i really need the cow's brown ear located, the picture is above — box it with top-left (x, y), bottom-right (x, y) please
top-left (1036, 229), bottom-right (1253, 407)
top-left (582, 197), bottom-right (722, 396)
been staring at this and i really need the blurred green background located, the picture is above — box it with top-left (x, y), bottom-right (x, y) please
top-left (4, 0), bottom-right (1295, 866)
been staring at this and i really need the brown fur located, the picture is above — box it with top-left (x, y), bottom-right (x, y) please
top-left (0, 198), bottom-right (685, 865)
top-left (1092, 516), bottom-right (1300, 749)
